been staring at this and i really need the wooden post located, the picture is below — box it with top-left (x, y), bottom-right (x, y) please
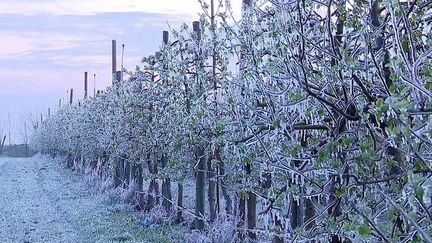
top-left (84, 71), bottom-right (88, 99)
top-left (58, 99), bottom-right (61, 108)
top-left (193, 21), bottom-right (203, 91)
top-left (195, 145), bottom-right (206, 231)
top-left (115, 71), bottom-right (122, 82)
top-left (193, 20), bottom-right (206, 231)
top-left (160, 30), bottom-right (172, 213)
top-left (246, 162), bottom-right (257, 241)
top-left (48, 108), bottom-right (51, 118)
top-left (121, 44), bottom-right (125, 72)
top-left (163, 31), bottom-right (169, 45)
top-left (69, 88), bottom-right (73, 105)
top-left (112, 40), bottom-right (117, 84)
top-left (238, 1), bottom-right (254, 241)
top-left (93, 74), bottom-right (96, 97)
top-left (176, 33), bottom-right (189, 223)
top-left (40, 114), bottom-right (43, 124)
top-left (208, 0), bottom-right (217, 223)
top-left (193, 21), bottom-right (201, 39)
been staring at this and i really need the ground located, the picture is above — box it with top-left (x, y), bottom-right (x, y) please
top-left (0, 155), bottom-right (181, 243)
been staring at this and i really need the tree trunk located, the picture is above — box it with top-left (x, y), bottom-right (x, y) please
top-left (120, 158), bottom-right (125, 185)
top-left (153, 161), bottom-right (160, 206)
top-left (216, 150), bottom-right (232, 215)
top-left (246, 163), bottom-right (256, 241)
top-left (161, 154), bottom-right (172, 212)
top-left (176, 182), bottom-right (184, 223)
top-left (136, 162), bottom-right (144, 209)
top-left (304, 197), bottom-right (315, 230)
top-left (113, 158), bottom-right (121, 188)
top-left (247, 191), bottom-right (257, 241)
top-left (207, 156), bottom-right (216, 222)
top-left (124, 158), bottom-right (130, 188)
top-left (272, 213), bottom-right (284, 243)
top-left (290, 194), bottom-right (303, 231)
top-left (237, 194), bottom-right (246, 241)
top-left (145, 153), bottom-right (157, 212)
top-left (194, 145), bottom-right (206, 230)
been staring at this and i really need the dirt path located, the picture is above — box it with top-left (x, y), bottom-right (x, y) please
top-left (0, 156), bottom-right (179, 243)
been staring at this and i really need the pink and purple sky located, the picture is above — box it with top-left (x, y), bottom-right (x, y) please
top-left (0, 0), bottom-right (241, 143)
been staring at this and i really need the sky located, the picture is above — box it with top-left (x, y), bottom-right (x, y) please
top-left (0, 0), bottom-right (242, 144)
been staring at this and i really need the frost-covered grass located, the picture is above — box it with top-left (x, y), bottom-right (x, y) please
top-left (0, 155), bottom-right (184, 242)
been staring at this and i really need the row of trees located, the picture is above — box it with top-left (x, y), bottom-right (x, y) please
top-left (32, 0), bottom-right (432, 242)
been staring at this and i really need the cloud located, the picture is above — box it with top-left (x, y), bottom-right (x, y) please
top-left (0, 11), bottom-right (188, 107)
top-left (0, 0), bottom-right (203, 16)
top-left (0, 35), bottom-right (35, 58)
top-left (0, 31), bottom-right (80, 60)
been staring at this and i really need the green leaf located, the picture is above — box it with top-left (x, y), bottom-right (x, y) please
top-left (390, 126), bottom-right (400, 135)
top-left (402, 39), bottom-right (410, 53)
top-left (289, 147), bottom-right (300, 157)
top-left (335, 187), bottom-right (346, 198)
top-left (426, 81), bottom-right (432, 90)
top-left (215, 122), bottom-right (225, 135)
top-left (377, 98), bottom-right (383, 108)
top-left (358, 225), bottom-right (371, 236)
top-left (375, 111), bottom-right (382, 123)
top-left (415, 187), bottom-right (424, 199)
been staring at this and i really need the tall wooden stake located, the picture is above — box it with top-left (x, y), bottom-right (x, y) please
top-left (160, 30), bottom-right (172, 213)
top-left (112, 40), bottom-right (117, 80)
top-left (84, 71), bottom-right (88, 99)
top-left (93, 74), bottom-right (96, 97)
top-left (69, 88), bottom-right (73, 105)
top-left (163, 31), bottom-right (169, 45)
top-left (244, 0), bottom-right (257, 238)
top-left (208, 0), bottom-right (217, 223)
top-left (193, 20), bottom-right (206, 231)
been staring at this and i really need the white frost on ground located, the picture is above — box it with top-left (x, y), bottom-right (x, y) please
top-left (0, 155), bottom-right (179, 243)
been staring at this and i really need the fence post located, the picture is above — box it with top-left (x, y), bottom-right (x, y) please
top-left (93, 74), bottom-right (96, 97)
top-left (163, 31), bottom-right (169, 45)
top-left (192, 20), bottom-right (206, 231)
top-left (69, 88), bottom-right (73, 105)
top-left (237, 0), bottom-right (254, 241)
top-left (208, 0), bottom-right (218, 223)
top-left (112, 40), bottom-right (117, 76)
top-left (84, 71), bottom-right (88, 99)
top-left (160, 30), bottom-right (173, 213)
